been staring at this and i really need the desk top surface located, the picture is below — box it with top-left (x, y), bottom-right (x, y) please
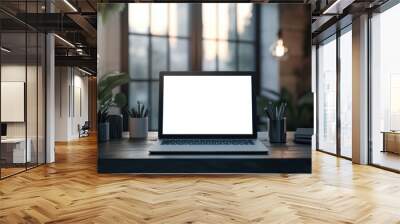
top-left (381, 131), bottom-right (400, 134)
top-left (1, 138), bottom-right (27, 143)
top-left (99, 132), bottom-right (311, 160)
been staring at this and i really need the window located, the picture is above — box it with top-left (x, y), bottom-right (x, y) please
top-left (339, 28), bottom-right (352, 158)
top-left (317, 36), bottom-right (337, 154)
top-left (128, 3), bottom-right (257, 130)
top-left (316, 26), bottom-right (353, 159)
top-left (128, 3), bottom-right (191, 130)
top-left (370, 3), bottom-right (400, 171)
top-left (202, 3), bottom-right (256, 71)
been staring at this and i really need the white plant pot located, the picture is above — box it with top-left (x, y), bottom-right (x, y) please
top-left (129, 117), bottom-right (148, 139)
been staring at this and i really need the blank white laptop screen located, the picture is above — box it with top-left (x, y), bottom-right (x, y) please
top-left (162, 75), bottom-right (253, 135)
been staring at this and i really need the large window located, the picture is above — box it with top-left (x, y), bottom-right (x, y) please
top-left (202, 3), bottom-right (255, 71)
top-left (317, 36), bottom-right (337, 154)
top-left (128, 4), bottom-right (191, 129)
top-left (370, 3), bottom-right (400, 171)
top-left (316, 26), bottom-right (353, 159)
top-left (128, 3), bottom-right (257, 130)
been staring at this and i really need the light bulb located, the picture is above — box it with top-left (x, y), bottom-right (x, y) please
top-left (270, 38), bottom-right (288, 58)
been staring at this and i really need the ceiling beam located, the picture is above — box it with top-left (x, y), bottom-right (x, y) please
top-left (55, 55), bottom-right (96, 71)
top-left (67, 13), bottom-right (97, 39)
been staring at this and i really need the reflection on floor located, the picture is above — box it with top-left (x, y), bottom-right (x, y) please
top-left (1, 135), bottom-right (400, 223)
top-left (341, 147), bottom-right (352, 158)
top-left (0, 162), bottom-right (42, 178)
top-left (373, 150), bottom-right (400, 171)
top-left (0, 167), bottom-right (25, 178)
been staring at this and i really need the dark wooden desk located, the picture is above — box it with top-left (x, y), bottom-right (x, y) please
top-left (98, 132), bottom-right (311, 174)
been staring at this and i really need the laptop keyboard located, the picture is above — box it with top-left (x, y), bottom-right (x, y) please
top-left (161, 139), bottom-right (255, 145)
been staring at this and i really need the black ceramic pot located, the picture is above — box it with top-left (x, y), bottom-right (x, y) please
top-left (109, 115), bottom-right (123, 139)
top-left (268, 118), bottom-right (286, 143)
top-left (98, 122), bottom-right (110, 142)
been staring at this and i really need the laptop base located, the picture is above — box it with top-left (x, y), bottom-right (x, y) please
top-left (149, 139), bottom-right (269, 154)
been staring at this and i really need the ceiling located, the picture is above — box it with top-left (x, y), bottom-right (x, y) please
top-left (0, 0), bottom-right (97, 74)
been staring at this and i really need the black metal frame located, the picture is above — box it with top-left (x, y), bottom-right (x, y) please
top-left (367, 11), bottom-right (373, 166)
top-left (158, 71), bottom-right (257, 139)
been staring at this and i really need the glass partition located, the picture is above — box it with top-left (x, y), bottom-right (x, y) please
top-left (0, 2), bottom-right (46, 179)
top-left (1, 31), bottom-right (28, 177)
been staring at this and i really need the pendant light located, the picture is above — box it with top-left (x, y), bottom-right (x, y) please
top-left (270, 29), bottom-right (288, 59)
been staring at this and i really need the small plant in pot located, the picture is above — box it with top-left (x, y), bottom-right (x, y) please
top-left (97, 72), bottom-right (129, 142)
top-left (128, 101), bottom-right (149, 139)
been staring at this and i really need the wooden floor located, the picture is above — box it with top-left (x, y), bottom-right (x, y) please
top-left (1, 135), bottom-right (400, 224)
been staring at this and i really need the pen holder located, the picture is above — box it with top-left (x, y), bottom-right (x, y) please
top-left (268, 118), bottom-right (286, 143)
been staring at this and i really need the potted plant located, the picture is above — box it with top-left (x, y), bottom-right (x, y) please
top-left (98, 72), bottom-right (129, 142)
top-left (127, 101), bottom-right (149, 139)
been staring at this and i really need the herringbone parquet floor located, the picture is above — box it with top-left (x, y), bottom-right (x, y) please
top-left (1, 135), bottom-right (400, 224)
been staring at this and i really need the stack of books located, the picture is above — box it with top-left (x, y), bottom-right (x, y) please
top-left (294, 128), bottom-right (313, 145)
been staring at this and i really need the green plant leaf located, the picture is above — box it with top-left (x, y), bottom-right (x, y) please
top-left (98, 72), bottom-right (129, 101)
top-left (98, 72), bottom-right (129, 113)
top-left (114, 93), bottom-right (127, 108)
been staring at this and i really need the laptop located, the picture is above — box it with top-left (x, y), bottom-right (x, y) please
top-left (149, 71), bottom-right (268, 154)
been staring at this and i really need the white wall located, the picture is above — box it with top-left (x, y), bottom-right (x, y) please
top-left (1, 65), bottom-right (35, 137)
top-left (97, 6), bottom-right (122, 80)
top-left (55, 67), bottom-right (89, 141)
top-left (97, 7), bottom-right (124, 115)
top-left (71, 74), bottom-right (89, 138)
top-left (1, 63), bottom-right (46, 164)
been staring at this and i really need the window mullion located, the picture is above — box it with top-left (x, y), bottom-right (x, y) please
top-left (148, 5), bottom-right (152, 129)
top-left (167, 4), bottom-right (171, 71)
top-left (216, 4), bottom-right (219, 71)
top-left (235, 4), bottom-right (239, 71)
